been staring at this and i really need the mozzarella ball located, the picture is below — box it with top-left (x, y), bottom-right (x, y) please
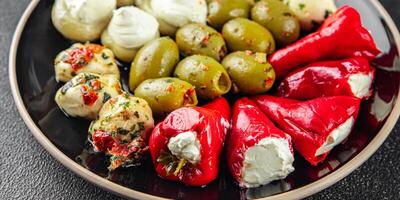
top-left (55, 73), bottom-right (122, 120)
top-left (283, 0), bottom-right (337, 30)
top-left (89, 93), bottom-right (154, 143)
top-left (136, 0), bottom-right (207, 36)
top-left (51, 0), bottom-right (116, 41)
top-left (101, 6), bottom-right (160, 63)
top-left (54, 43), bottom-right (120, 82)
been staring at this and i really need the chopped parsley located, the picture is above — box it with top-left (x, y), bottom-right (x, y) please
top-left (298, 3), bottom-right (305, 10)
top-left (101, 52), bottom-right (110, 60)
top-left (133, 111), bottom-right (140, 118)
top-left (117, 127), bottom-right (129, 135)
top-left (103, 92), bottom-right (111, 103)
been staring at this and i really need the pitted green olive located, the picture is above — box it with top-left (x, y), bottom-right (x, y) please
top-left (222, 18), bottom-right (276, 54)
top-left (134, 78), bottom-right (198, 116)
top-left (129, 37), bottom-right (180, 91)
top-left (174, 55), bottom-right (232, 99)
top-left (207, 0), bottom-right (252, 30)
top-left (222, 51), bottom-right (275, 94)
top-left (251, 0), bottom-right (300, 46)
top-left (176, 23), bottom-right (227, 61)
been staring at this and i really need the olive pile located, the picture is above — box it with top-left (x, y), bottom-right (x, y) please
top-left (131, 0), bottom-right (301, 115)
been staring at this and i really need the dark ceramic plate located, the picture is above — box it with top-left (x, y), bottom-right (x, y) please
top-left (9, 0), bottom-right (400, 199)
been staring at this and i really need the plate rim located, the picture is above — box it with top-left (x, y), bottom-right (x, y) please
top-left (8, 0), bottom-right (400, 199)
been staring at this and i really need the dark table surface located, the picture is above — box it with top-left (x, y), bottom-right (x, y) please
top-left (1, 0), bottom-right (399, 199)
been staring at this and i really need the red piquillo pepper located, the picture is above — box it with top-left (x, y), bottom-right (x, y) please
top-left (252, 95), bottom-right (361, 165)
top-left (226, 98), bottom-right (294, 188)
top-left (149, 98), bottom-right (230, 186)
top-left (269, 6), bottom-right (381, 78)
top-left (276, 57), bottom-right (375, 100)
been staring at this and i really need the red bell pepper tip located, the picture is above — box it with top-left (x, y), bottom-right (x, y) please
top-left (252, 95), bottom-right (361, 165)
top-left (149, 106), bottom-right (227, 186)
top-left (269, 6), bottom-right (381, 78)
top-left (226, 98), bottom-right (293, 185)
top-left (276, 57), bottom-right (376, 100)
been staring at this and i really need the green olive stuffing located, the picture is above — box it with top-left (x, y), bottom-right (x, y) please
top-left (129, 37), bottom-right (180, 91)
top-left (207, 0), bottom-right (252, 30)
top-left (251, 0), bottom-right (300, 46)
top-left (134, 78), bottom-right (198, 116)
top-left (174, 55), bottom-right (232, 99)
top-left (176, 23), bottom-right (227, 61)
top-left (222, 51), bottom-right (275, 94)
top-left (222, 18), bottom-right (276, 54)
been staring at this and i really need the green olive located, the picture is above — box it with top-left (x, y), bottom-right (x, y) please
top-left (207, 0), bottom-right (252, 30)
top-left (222, 18), bottom-right (276, 54)
top-left (176, 23), bottom-right (227, 62)
top-left (134, 78), bottom-right (198, 116)
top-left (251, 0), bottom-right (300, 46)
top-left (222, 51), bottom-right (275, 94)
top-left (174, 55), bottom-right (232, 99)
top-left (129, 37), bottom-right (180, 91)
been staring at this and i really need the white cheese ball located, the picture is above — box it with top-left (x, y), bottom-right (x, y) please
top-left (55, 73), bottom-right (122, 120)
top-left (51, 0), bottom-right (116, 41)
top-left (283, 0), bottom-right (337, 31)
top-left (136, 0), bottom-right (208, 36)
top-left (117, 0), bottom-right (135, 7)
top-left (54, 43), bottom-right (120, 82)
top-left (89, 94), bottom-right (154, 143)
top-left (101, 6), bottom-right (160, 63)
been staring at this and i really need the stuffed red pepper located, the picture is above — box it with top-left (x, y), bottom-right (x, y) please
top-left (276, 58), bottom-right (375, 100)
top-left (149, 98), bottom-right (230, 186)
top-left (252, 95), bottom-right (361, 165)
top-left (226, 98), bottom-right (294, 188)
top-left (269, 6), bottom-right (380, 78)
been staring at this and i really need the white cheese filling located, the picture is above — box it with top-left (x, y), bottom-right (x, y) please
top-left (150, 0), bottom-right (207, 28)
top-left (315, 117), bottom-right (354, 156)
top-left (64, 0), bottom-right (116, 24)
top-left (283, 0), bottom-right (337, 30)
top-left (241, 137), bottom-right (294, 188)
top-left (348, 72), bottom-right (373, 98)
top-left (108, 7), bottom-right (159, 49)
top-left (167, 131), bottom-right (201, 164)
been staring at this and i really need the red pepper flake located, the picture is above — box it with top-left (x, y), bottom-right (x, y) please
top-left (245, 50), bottom-right (253, 56)
top-left (81, 85), bottom-right (98, 106)
top-left (90, 80), bottom-right (102, 91)
top-left (166, 84), bottom-right (175, 93)
top-left (114, 84), bottom-right (122, 93)
top-left (85, 43), bottom-right (104, 54)
top-left (264, 78), bottom-right (274, 88)
top-left (65, 47), bottom-right (94, 71)
top-left (201, 35), bottom-right (210, 46)
top-left (92, 130), bottom-right (115, 152)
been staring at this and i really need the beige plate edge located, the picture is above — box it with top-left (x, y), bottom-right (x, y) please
top-left (8, 0), bottom-right (400, 200)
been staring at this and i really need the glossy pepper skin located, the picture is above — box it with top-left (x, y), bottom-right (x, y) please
top-left (269, 6), bottom-right (381, 78)
top-left (149, 98), bottom-right (230, 186)
top-left (276, 57), bottom-right (375, 100)
top-left (252, 95), bottom-right (361, 165)
top-left (226, 98), bottom-right (293, 186)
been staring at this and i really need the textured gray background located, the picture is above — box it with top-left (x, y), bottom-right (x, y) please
top-left (0, 0), bottom-right (399, 199)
